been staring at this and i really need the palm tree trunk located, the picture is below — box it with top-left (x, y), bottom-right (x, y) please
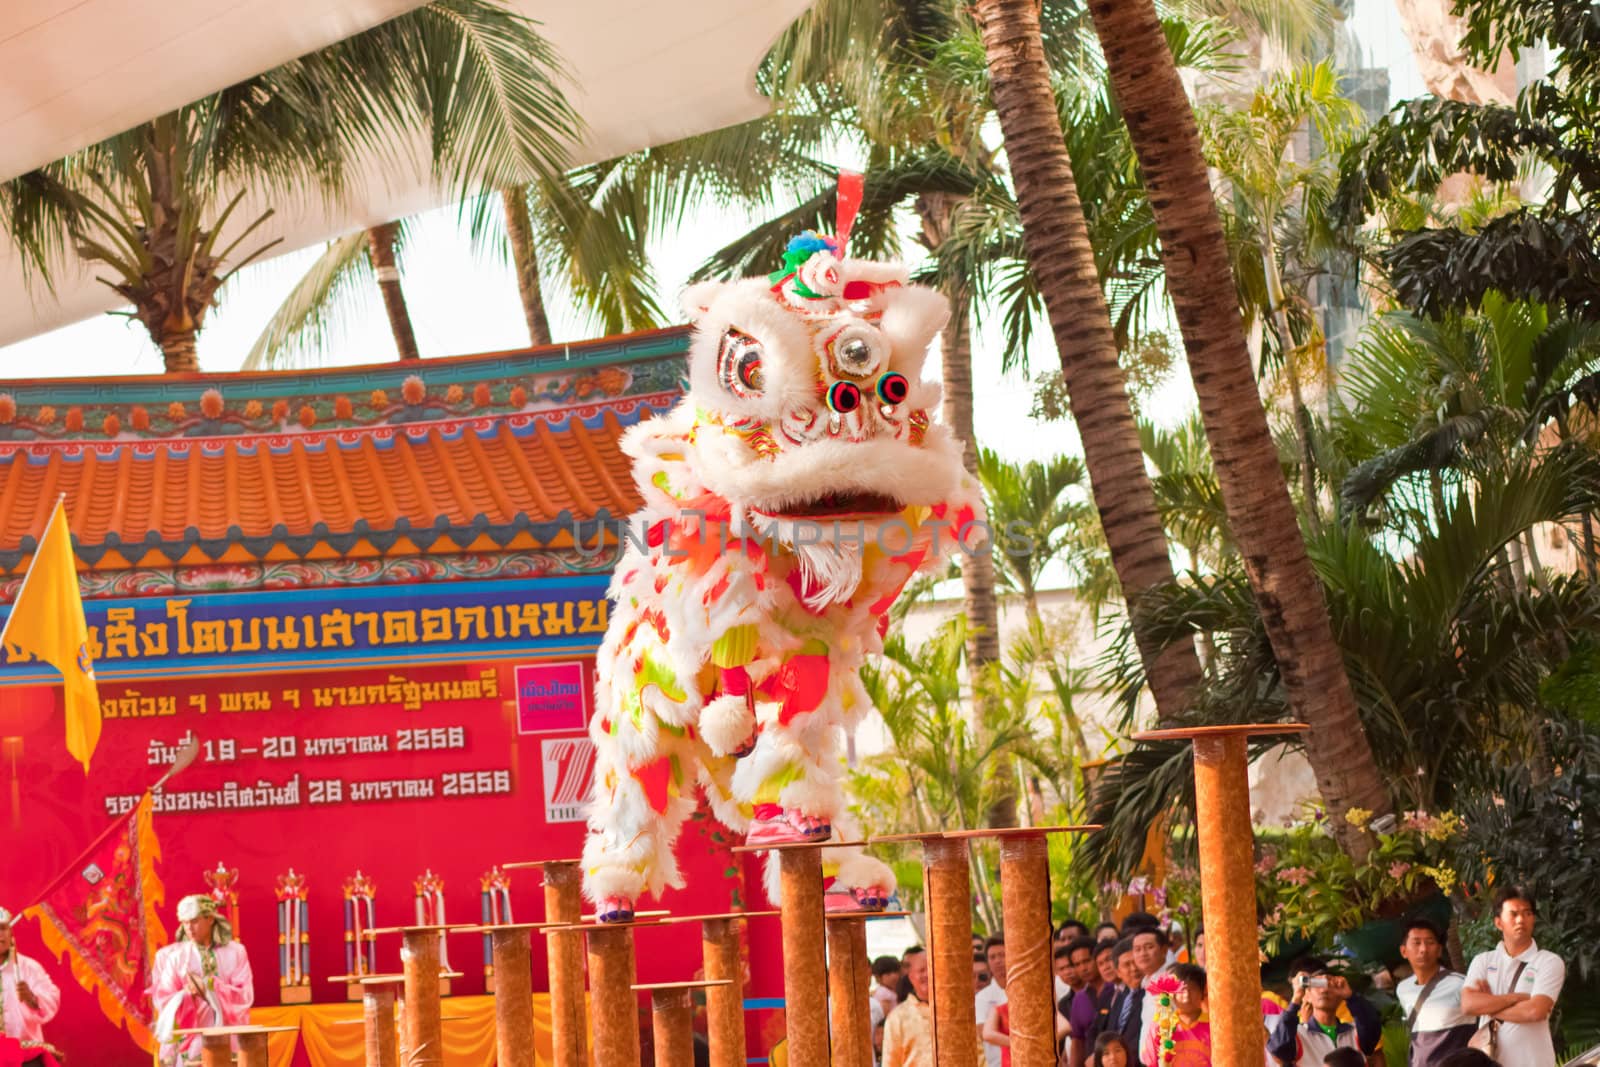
top-left (367, 222), bottom-right (421, 362)
top-left (1085, 0), bottom-right (1391, 855)
top-left (971, 0), bottom-right (1203, 724)
top-left (501, 186), bottom-right (553, 346)
top-left (160, 332), bottom-right (200, 373)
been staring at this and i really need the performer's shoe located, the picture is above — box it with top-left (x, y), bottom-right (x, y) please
top-left (825, 884), bottom-right (890, 913)
top-left (745, 804), bottom-right (832, 846)
top-left (595, 896), bottom-right (635, 923)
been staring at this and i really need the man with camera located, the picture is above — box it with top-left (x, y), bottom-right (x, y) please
top-left (1267, 958), bottom-right (1382, 1065)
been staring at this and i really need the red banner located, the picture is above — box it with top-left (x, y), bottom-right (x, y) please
top-left (0, 658), bottom-right (778, 1066)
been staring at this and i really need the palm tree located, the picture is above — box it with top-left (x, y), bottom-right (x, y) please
top-left (1, 0), bottom-right (579, 373)
top-left (977, 448), bottom-right (1097, 759)
top-left (969, 0), bottom-right (1204, 724)
top-left (244, 169), bottom-right (666, 369)
top-left (1083, 0), bottom-right (1391, 852)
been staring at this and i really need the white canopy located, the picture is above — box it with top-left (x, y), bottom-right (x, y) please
top-left (0, 0), bottom-right (810, 345)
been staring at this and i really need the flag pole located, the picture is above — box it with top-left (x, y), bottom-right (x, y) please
top-left (0, 494), bottom-right (67, 649)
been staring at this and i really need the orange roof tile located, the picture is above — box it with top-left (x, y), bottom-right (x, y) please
top-left (0, 403), bottom-right (671, 574)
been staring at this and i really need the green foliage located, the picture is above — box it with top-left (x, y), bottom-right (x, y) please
top-left (1454, 720), bottom-right (1600, 981)
top-left (1335, 0), bottom-right (1600, 319)
top-left (1257, 810), bottom-right (1464, 955)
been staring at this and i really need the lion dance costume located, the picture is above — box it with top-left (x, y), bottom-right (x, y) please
top-left (582, 196), bottom-right (982, 922)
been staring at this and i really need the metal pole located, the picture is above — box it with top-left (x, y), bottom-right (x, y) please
top-left (544, 861), bottom-right (587, 1067)
top-left (586, 924), bottom-right (642, 1067)
top-left (490, 926), bottom-right (537, 1067)
top-left (702, 917), bottom-right (745, 1067)
top-left (402, 928), bottom-right (445, 1067)
top-left (997, 834), bottom-right (1054, 1067)
top-left (827, 917), bottom-right (873, 1067)
top-left (777, 847), bottom-right (830, 1065)
top-left (923, 836), bottom-right (978, 1067)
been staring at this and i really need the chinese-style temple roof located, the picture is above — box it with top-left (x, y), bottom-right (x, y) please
top-left (0, 328), bottom-right (687, 584)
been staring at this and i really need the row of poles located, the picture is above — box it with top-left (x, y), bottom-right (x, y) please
top-left (177, 724), bottom-right (1289, 1067)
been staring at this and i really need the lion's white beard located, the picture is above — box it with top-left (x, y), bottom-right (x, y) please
top-left (753, 517), bottom-right (868, 610)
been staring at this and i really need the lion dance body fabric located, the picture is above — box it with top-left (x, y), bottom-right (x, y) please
top-left (582, 228), bottom-right (982, 920)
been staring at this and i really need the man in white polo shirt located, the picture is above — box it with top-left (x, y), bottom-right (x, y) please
top-left (1394, 917), bottom-right (1475, 1064)
top-left (1461, 885), bottom-right (1566, 1067)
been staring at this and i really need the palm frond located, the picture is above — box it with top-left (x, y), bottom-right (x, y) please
top-left (239, 231), bottom-right (375, 370)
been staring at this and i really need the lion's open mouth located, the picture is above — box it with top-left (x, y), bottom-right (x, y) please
top-left (761, 492), bottom-right (905, 519)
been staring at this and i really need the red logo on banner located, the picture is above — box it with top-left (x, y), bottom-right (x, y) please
top-left (514, 662), bottom-right (587, 735)
top-left (540, 738), bottom-right (595, 823)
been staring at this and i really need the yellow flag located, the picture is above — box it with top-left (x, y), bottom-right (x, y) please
top-left (0, 499), bottom-right (101, 771)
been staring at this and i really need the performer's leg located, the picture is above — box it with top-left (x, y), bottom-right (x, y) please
top-left (730, 703), bottom-right (842, 846)
top-left (583, 715), bottom-right (697, 922)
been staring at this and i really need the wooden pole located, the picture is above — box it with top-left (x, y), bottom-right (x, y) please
top-left (1134, 725), bottom-right (1307, 1067)
top-left (827, 917), bottom-right (873, 1067)
top-left (362, 980), bottom-right (402, 1067)
top-left (648, 987), bottom-right (695, 1066)
top-left (198, 1032), bottom-right (232, 1067)
top-left (402, 927), bottom-right (445, 1067)
top-left (923, 836), bottom-right (978, 1067)
top-left (777, 846), bottom-right (830, 1065)
top-left (544, 861), bottom-right (587, 1067)
top-left (702, 917), bottom-right (745, 1067)
top-left (586, 924), bottom-right (642, 1067)
top-left (236, 1030), bottom-right (272, 1067)
top-left (997, 833), bottom-right (1054, 1067)
top-left (489, 926), bottom-right (538, 1067)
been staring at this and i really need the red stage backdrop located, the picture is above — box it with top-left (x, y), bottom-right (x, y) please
top-left (0, 658), bottom-right (781, 1065)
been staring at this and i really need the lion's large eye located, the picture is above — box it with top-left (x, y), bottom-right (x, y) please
top-left (718, 328), bottom-right (765, 397)
top-left (827, 325), bottom-right (885, 379)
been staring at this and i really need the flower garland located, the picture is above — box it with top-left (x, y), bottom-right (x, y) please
top-left (1147, 972), bottom-right (1184, 1066)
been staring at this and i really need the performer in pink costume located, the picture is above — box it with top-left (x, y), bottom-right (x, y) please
top-left (149, 895), bottom-right (253, 1065)
top-left (0, 909), bottom-right (62, 1067)
top-left (582, 211), bottom-right (982, 922)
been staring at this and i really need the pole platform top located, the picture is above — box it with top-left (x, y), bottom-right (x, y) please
top-left (731, 837), bottom-right (868, 854)
top-left (868, 831), bottom-right (951, 844)
top-left (545, 916), bottom-right (669, 932)
top-left (943, 825), bottom-right (1101, 840)
top-left (173, 1025), bottom-right (300, 1036)
top-left (501, 858), bottom-right (583, 870)
top-left (657, 909), bottom-right (781, 925)
top-left (631, 979), bottom-right (734, 991)
top-left (458, 922), bottom-right (560, 933)
top-left (358, 974), bottom-right (408, 985)
top-left (825, 910), bottom-right (913, 921)
top-left (1134, 722), bottom-right (1309, 742)
top-left (327, 972), bottom-right (404, 983)
top-left (364, 923), bottom-right (480, 936)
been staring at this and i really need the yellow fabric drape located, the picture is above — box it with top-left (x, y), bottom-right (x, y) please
top-left (251, 993), bottom-right (556, 1066)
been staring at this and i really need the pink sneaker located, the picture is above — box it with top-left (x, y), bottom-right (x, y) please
top-left (595, 896), bottom-right (635, 923)
top-left (745, 804), bottom-right (831, 847)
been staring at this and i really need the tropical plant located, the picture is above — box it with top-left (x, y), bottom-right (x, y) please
top-left (1333, 0), bottom-right (1600, 321)
top-left (1084, 0), bottom-right (1392, 854)
top-left (1257, 808), bottom-right (1464, 957)
top-left (0, 0), bottom-right (579, 372)
top-left (1198, 60), bottom-right (1366, 531)
top-left (1332, 296), bottom-right (1600, 578)
top-left (1081, 450), bottom-right (1600, 879)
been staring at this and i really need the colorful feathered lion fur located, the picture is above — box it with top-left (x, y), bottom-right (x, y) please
top-left (582, 231), bottom-right (983, 920)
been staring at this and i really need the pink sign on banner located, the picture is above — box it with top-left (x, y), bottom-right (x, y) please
top-left (514, 661), bottom-right (588, 734)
